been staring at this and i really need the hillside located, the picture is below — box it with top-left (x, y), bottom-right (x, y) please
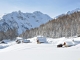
top-left (21, 10), bottom-right (80, 38)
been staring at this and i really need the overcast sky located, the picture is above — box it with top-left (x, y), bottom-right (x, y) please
top-left (0, 0), bottom-right (80, 18)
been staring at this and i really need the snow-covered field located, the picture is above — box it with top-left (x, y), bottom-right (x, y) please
top-left (0, 37), bottom-right (80, 60)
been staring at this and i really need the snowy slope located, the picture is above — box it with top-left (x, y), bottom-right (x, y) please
top-left (0, 11), bottom-right (52, 34)
top-left (0, 37), bottom-right (80, 60)
top-left (0, 43), bottom-right (80, 60)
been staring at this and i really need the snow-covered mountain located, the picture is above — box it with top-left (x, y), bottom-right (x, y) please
top-left (0, 11), bottom-right (52, 34)
top-left (66, 8), bottom-right (80, 14)
top-left (54, 8), bottom-right (80, 19)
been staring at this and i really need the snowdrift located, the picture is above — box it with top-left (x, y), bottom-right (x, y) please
top-left (47, 37), bottom-right (78, 47)
top-left (0, 37), bottom-right (80, 60)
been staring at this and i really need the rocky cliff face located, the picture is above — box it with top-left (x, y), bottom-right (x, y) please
top-left (21, 11), bottom-right (80, 38)
top-left (0, 11), bottom-right (52, 40)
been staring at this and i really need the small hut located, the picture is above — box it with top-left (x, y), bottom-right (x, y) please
top-left (15, 37), bottom-right (30, 44)
top-left (30, 36), bottom-right (47, 44)
top-left (57, 41), bottom-right (75, 48)
top-left (15, 37), bottom-right (23, 44)
top-left (36, 36), bottom-right (47, 44)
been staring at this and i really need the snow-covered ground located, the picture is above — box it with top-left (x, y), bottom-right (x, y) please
top-left (0, 37), bottom-right (80, 60)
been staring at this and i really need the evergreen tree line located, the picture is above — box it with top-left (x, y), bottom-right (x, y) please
top-left (21, 12), bottom-right (80, 38)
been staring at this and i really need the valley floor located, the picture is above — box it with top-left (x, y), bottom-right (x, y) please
top-left (0, 37), bottom-right (80, 60)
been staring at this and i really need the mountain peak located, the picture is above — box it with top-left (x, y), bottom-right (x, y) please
top-left (33, 11), bottom-right (43, 14)
top-left (67, 8), bottom-right (80, 14)
top-left (0, 11), bottom-right (52, 34)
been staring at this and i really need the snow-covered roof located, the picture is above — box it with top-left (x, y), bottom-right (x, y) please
top-left (16, 37), bottom-right (23, 40)
top-left (29, 36), bottom-right (47, 43)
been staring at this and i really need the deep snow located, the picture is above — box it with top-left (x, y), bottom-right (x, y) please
top-left (0, 37), bottom-right (80, 60)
